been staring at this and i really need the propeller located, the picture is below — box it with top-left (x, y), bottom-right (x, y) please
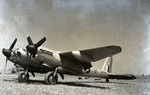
top-left (26, 36), bottom-right (46, 57)
top-left (2, 38), bottom-right (17, 71)
top-left (25, 36), bottom-right (46, 75)
top-left (4, 59), bottom-right (8, 72)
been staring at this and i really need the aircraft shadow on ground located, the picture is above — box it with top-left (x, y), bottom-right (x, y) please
top-left (69, 80), bottom-right (129, 85)
top-left (58, 82), bottom-right (110, 89)
top-left (3, 78), bottom-right (128, 89)
top-left (3, 78), bottom-right (18, 82)
top-left (27, 80), bottom-right (111, 89)
top-left (3, 78), bottom-right (45, 84)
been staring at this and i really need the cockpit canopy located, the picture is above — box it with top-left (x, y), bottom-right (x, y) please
top-left (39, 49), bottom-right (53, 56)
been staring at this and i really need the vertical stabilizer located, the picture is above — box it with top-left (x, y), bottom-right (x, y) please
top-left (102, 56), bottom-right (113, 73)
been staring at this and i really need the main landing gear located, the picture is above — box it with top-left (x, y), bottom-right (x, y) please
top-left (45, 68), bottom-right (58, 85)
top-left (45, 72), bottom-right (58, 85)
top-left (18, 68), bottom-right (61, 85)
top-left (18, 72), bottom-right (29, 82)
top-left (18, 71), bottom-right (59, 84)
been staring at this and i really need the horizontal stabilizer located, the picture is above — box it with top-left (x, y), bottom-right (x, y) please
top-left (108, 74), bottom-right (136, 80)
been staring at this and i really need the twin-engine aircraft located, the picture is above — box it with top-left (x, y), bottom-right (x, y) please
top-left (2, 36), bottom-right (135, 85)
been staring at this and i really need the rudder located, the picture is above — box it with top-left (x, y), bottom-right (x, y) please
top-left (102, 56), bottom-right (113, 73)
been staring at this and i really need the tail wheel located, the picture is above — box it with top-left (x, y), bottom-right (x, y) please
top-left (106, 78), bottom-right (109, 83)
top-left (45, 72), bottom-right (58, 85)
top-left (18, 72), bottom-right (29, 83)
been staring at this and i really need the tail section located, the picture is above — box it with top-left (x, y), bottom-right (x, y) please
top-left (102, 56), bottom-right (113, 73)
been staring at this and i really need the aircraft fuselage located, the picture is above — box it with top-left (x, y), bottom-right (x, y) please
top-left (9, 48), bottom-right (61, 73)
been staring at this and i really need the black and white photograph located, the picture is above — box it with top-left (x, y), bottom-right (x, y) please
top-left (0, 0), bottom-right (150, 95)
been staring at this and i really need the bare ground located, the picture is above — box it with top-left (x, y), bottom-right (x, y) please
top-left (0, 74), bottom-right (150, 95)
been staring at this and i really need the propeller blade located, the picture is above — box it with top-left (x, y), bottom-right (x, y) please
top-left (35, 37), bottom-right (46, 48)
top-left (27, 36), bottom-right (33, 45)
top-left (4, 58), bottom-right (8, 72)
top-left (9, 38), bottom-right (17, 50)
top-left (2, 48), bottom-right (11, 58)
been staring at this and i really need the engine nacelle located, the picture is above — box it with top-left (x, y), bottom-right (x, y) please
top-left (72, 51), bottom-right (93, 62)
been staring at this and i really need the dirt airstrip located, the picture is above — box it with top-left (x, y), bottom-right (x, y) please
top-left (0, 74), bottom-right (149, 95)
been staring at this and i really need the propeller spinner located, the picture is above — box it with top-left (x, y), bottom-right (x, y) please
top-left (2, 38), bottom-right (17, 71)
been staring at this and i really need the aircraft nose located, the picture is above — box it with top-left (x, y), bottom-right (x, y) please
top-left (2, 48), bottom-right (11, 58)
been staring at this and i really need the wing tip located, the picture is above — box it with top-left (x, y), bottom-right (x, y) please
top-left (107, 45), bottom-right (122, 53)
top-left (115, 46), bottom-right (122, 53)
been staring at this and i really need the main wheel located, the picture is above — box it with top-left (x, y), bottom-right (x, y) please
top-left (18, 72), bottom-right (29, 83)
top-left (45, 72), bottom-right (58, 85)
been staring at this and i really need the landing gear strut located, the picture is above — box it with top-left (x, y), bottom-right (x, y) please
top-left (18, 72), bottom-right (29, 82)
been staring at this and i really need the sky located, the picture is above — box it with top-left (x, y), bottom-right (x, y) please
top-left (0, 0), bottom-right (150, 75)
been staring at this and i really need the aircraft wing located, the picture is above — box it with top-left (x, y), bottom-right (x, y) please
top-left (60, 45), bottom-right (122, 62)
